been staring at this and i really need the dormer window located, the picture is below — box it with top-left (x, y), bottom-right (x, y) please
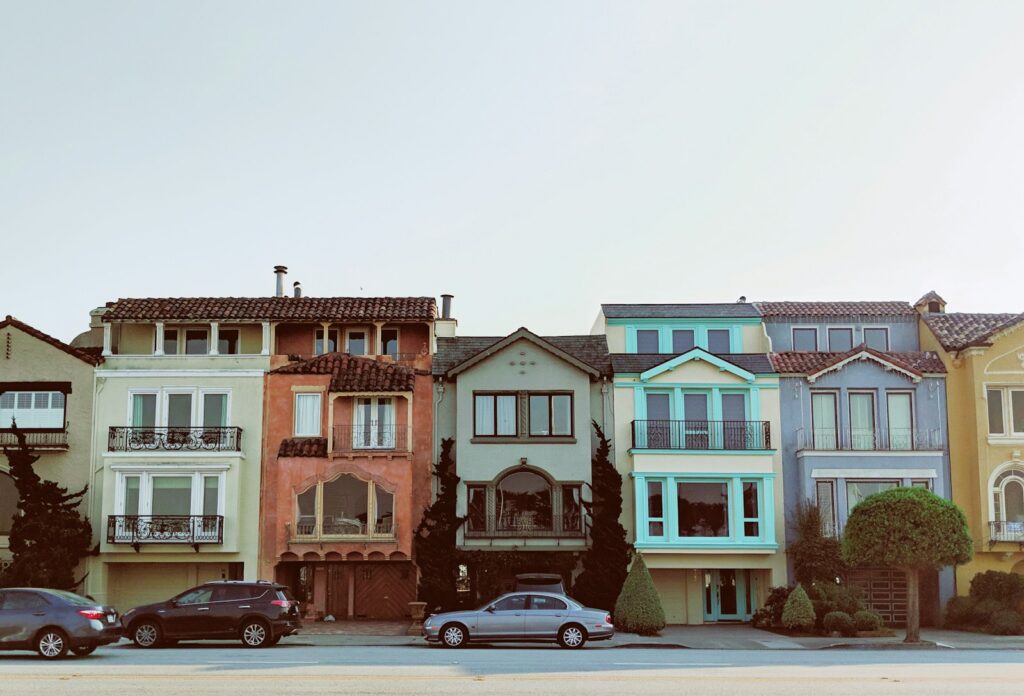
top-left (672, 330), bottom-right (695, 353)
top-left (636, 330), bottom-right (659, 353)
top-left (707, 329), bottom-right (731, 353)
top-left (928, 301), bottom-right (941, 313)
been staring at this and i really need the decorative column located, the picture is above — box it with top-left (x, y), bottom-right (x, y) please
top-left (261, 322), bottom-right (271, 356)
top-left (209, 322), bottom-right (219, 355)
top-left (154, 322), bottom-right (165, 355)
top-left (321, 322), bottom-right (331, 354)
top-left (102, 323), bottom-right (112, 357)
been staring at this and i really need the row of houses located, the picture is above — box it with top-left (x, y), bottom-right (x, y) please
top-left (1, 271), bottom-right (1022, 626)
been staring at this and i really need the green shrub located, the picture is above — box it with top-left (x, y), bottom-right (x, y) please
top-left (853, 610), bottom-right (883, 632)
top-left (811, 600), bottom-right (835, 629)
top-left (810, 581), bottom-right (864, 616)
top-left (969, 571), bottom-right (1024, 610)
top-left (613, 555), bottom-right (666, 636)
top-left (822, 611), bottom-right (856, 637)
top-left (970, 598), bottom-right (1005, 626)
top-left (944, 596), bottom-right (976, 628)
top-left (986, 611), bottom-right (1024, 636)
top-left (758, 586), bottom-right (791, 627)
top-left (782, 585), bottom-right (816, 631)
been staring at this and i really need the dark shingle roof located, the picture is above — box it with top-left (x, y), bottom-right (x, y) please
top-left (610, 353), bottom-right (774, 375)
top-left (278, 437), bottom-right (327, 458)
top-left (602, 303), bottom-right (760, 319)
top-left (755, 301), bottom-right (915, 319)
top-left (922, 312), bottom-right (1024, 352)
top-left (272, 353), bottom-right (417, 392)
top-left (102, 297), bottom-right (436, 323)
top-left (0, 315), bottom-right (103, 366)
top-left (914, 291), bottom-right (946, 307)
top-left (434, 334), bottom-right (610, 376)
top-left (770, 350), bottom-right (946, 376)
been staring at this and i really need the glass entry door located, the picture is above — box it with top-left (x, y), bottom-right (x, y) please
top-left (703, 569), bottom-right (754, 622)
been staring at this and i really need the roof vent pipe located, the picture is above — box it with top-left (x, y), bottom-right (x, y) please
top-left (293, 281), bottom-right (302, 298)
top-left (274, 266), bottom-right (288, 297)
top-left (737, 295), bottom-right (747, 303)
top-left (441, 294), bottom-right (453, 319)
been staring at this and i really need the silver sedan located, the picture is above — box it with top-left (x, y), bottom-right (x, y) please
top-left (422, 592), bottom-right (614, 649)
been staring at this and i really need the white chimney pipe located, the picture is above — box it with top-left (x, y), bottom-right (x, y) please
top-left (293, 281), bottom-right (302, 298)
top-left (274, 266), bottom-right (288, 297)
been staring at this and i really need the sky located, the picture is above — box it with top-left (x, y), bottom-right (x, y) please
top-left (2, 1), bottom-right (1023, 342)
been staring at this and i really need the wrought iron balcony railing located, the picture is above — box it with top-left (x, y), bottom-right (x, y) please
top-left (107, 515), bottom-right (224, 551)
top-left (291, 518), bottom-right (396, 540)
top-left (464, 512), bottom-right (587, 538)
top-left (796, 427), bottom-right (943, 452)
top-left (990, 521), bottom-right (1024, 545)
top-left (0, 430), bottom-right (69, 449)
top-left (332, 423), bottom-right (408, 452)
top-left (631, 420), bottom-right (771, 451)
top-left (107, 426), bottom-right (243, 452)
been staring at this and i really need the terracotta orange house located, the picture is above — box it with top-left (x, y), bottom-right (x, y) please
top-left (259, 298), bottom-right (437, 620)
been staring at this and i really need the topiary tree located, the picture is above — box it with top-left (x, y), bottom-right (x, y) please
top-left (612, 554), bottom-right (665, 635)
top-left (413, 438), bottom-right (462, 612)
top-left (842, 487), bottom-right (973, 643)
top-left (0, 426), bottom-right (94, 589)
top-left (788, 501), bottom-right (845, 585)
top-left (781, 584), bottom-right (815, 631)
top-left (572, 422), bottom-right (632, 610)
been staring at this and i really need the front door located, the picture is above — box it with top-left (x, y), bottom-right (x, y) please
top-left (703, 570), bottom-right (754, 622)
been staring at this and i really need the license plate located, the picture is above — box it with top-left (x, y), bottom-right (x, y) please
top-left (107, 615), bottom-right (116, 624)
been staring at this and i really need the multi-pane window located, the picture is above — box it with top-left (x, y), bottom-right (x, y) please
top-left (827, 328), bottom-right (853, 352)
top-left (381, 329), bottom-right (400, 357)
top-left (707, 329), bottom-right (731, 354)
top-left (638, 476), bottom-right (771, 544)
top-left (646, 480), bottom-right (664, 537)
top-left (293, 393), bottom-right (322, 437)
top-left (0, 391), bottom-right (66, 429)
top-left (474, 394), bottom-right (517, 436)
top-left (846, 480), bottom-right (899, 513)
top-left (816, 480), bottom-right (837, 536)
top-left (863, 327), bottom-right (889, 351)
top-left (528, 394), bottom-right (573, 436)
top-left (315, 328), bottom-right (340, 355)
top-left (672, 329), bottom-right (695, 353)
top-left (792, 328), bottom-right (818, 351)
top-left (118, 472), bottom-right (222, 517)
top-left (294, 474), bottom-right (395, 537)
top-left (986, 388), bottom-right (1024, 437)
top-left (636, 329), bottom-right (660, 353)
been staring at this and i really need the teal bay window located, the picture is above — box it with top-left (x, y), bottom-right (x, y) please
top-left (634, 473), bottom-right (776, 548)
top-left (626, 324), bottom-right (742, 354)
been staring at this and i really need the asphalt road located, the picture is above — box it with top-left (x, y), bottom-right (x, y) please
top-left (0, 642), bottom-right (1021, 696)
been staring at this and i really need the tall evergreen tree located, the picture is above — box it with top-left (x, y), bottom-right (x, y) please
top-left (572, 422), bottom-right (632, 610)
top-left (1, 427), bottom-right (93, 589)
top-left (412, 438), bottom-right (462, 612)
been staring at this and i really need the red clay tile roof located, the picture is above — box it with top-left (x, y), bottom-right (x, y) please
top-left (272, 353), bottom-right (417, 392)
top-left (102, 297), bottom-right (436, 323)
top-left (755, 301), bottom-right (915, 318)
top-left (278, 437), bottom-right (327, 458)
top-left (922, 312), bottom-right (1024, 352)
top-left (0, 315), bottom-right (103, 366)
top-left (770, 349), bottom-right (946, 376)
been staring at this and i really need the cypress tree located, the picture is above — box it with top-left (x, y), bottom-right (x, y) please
top-left (1, 427), bottom-right (93, 589)
top-left (412, 438), bottom-right (462, 612)
top-left (572, 422), bottom-right (632, 610)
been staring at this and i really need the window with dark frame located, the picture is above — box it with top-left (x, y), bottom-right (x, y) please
top-left (528, 393), bottom-right (573, 437)
top-left (827, 328), bottom-right (853, 352)
top-left (636, 329), bottom-right (660, 353)
top-left (792, 328), bottom-right (818, 351)
top-left (706, 329), bottom-right (731, 353)
top-left (672, 329), bottom-right (695, 353)
top-left (473, 393), bottom-right (517, 436)
top-left (863, 327), bottom-right (889, 351)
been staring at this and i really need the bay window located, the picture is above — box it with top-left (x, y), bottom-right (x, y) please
top-left (0, 390), bottom-right (67, 430)
top-left (117, 471), bottom-right (223, 518)
top-left (463, 470), bottom-right (586, 537)
top-left (293, 474), bottom-right (396, 537)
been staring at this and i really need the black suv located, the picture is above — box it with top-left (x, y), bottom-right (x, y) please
top-left (122, 581), bottom-right (301, 648)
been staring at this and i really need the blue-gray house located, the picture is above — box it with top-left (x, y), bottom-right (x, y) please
top-left (757, 301), bottom-right (953, 626)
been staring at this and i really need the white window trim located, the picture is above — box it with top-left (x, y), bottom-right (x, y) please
top-left (826, 326), bottom-right (855, 352)
top-left (294, 392), bottom-right (322, 437)
top-left (988, 462), bottom-right (1024, 523)
top-left (861, 325), bottom-right (891, 351)
top-left (114, 469), bottom-right (226, 517)
top-left (314, 328), bottom-right (341, 356)
top-left (345, 328), bottom-right (368, 356)
top-left (127, 389), bottom-right (161, 427)
top-left (791, 326), bottom-right (819, 352)
top-left (985, 387), bottom-right (1024, 438)
top-left (198, 389), bottom-right (232, 428)
top-left (381, 327), bottom-right (401, 357)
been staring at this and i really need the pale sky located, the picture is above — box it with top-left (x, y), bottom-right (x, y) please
top-left (2, 1), bottom-right (1022, 342)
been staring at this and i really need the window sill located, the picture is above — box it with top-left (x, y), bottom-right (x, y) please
top-left (635, 540), bottom-right (778, 551)
top-left (987, 437), bottom-right (1024, 446)
top-left (470, 437), bottom-right (577, 445)
top-left (629, 448), bottom-right (775, 456)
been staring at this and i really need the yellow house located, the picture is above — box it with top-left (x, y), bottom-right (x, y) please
top-left (917, 292), bottom-right (1024, 588)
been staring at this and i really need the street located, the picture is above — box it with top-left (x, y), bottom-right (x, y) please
top-left (0, 641), bottom-right (1021, 696)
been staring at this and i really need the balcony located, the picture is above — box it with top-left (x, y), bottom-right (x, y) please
top-left (107, 426), bottom-right (243, 453)
top-left (990, 521), bottom-right (1024, 547)
top-left (332, 424), bottom-right (409, 453)
top-left (0, 430), bottom-right (69, 450)
top-left (631, 420), bottom-right (771, 451)
top-left (464, 513), bottom-right (587, 539)
top-left (106, 515), bottom-right (224, 552)
top-left (796, 428), bottom-right (943, 452)
top-left (291, 519), bottom-right (396, 541)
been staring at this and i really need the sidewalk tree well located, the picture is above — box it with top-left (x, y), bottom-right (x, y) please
top-left (572, 422), bottom-right (633, 611)
top-left (0, 426), bottom-right (93, 589)
top-left (413, 438), bottom-right (462, 612)
top-left (842, 487), bottom-right (972, 643)
top-left (613, 554), bottom-right (665, 635)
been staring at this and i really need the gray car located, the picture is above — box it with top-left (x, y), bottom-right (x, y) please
top-left (422, 592), bottom-right (613, 649)
top-left (0, 588), bottom-right (122, 659)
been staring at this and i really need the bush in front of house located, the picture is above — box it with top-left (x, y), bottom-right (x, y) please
top-left (970, 598), bottom-right (1006, 626)
top-left (808, 581), bottom-right (865, 629)
top-left (751, 586), bottom-right (790, 629)
top-left (613, 554), bottom-right (666, 636)
top-left (969, 570), bottom-right (1024, 611)
top-left (987, 611), bottom-right (1024, 636)
top-left (944, 595), bottom-right (976, 628)
top-left (944, 571), bottom-right (1024, 635)
top-left (853, 610), bottom-right (883, 632)
top-left (822, 611), bottom-right (856, 637)
top-left (782, 585), bottom-right (816, 631)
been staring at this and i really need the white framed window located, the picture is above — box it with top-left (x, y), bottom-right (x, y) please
top-left (116, 470), bottom-right (225, 517)
top-left (846, 480), bottom-right (899, 514)
top-left (827, 327), bottom-right (854, 352)
top-left (315, 328), bottom-right (340, 355)
top-left (792, 327), bottom-right (818, 352)
top-left (126, 388), bottom-right (230, 430)
top-left (353, 397), bottom-right (395, 448)
top-left (156, 328), bottom-right (180, 355)
top-left (345, 329), bottom-right (367, 356)
top-left (987, 388), bottom-right (1024, 437)
top-left (128, 390), bottom-right (159, 427)
top-left (886, 391), bottom-right (914, 450)
top-left (294, 393), bottom-right (322, 437)
top-left (0, 390), bottom-right (67, 429)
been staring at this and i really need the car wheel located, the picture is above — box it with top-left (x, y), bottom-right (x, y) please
top-left (240, 620), bottom-right (271, 648)
top-left (557, 624), bottom-right (587, 649)
top-left (132, 620), bottom-right (162, 649)
top-left (71, 646), bottom-right (96, 657)
top-left (440, 623), bottom-right (467, 648)
top-left (36, 629), bottom-right (70, 659)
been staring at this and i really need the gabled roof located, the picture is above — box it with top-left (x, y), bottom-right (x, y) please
top-left (434, 330), bottom-right (610, 378)
top-left (755, 301), bottom-right (915, 319)
top-left (601, 303), bottom-right (760, 319)
top-left (102, 297), bottom-right (436, 323)
top-left (271, 353), bottom-right (416, 392)
top-left (922, 312), bottom-right (1024, 352)
top-left (636, 348), bottom-right (758, 383)
top-left (610, 353), bottom-right (774, 375)
top-left (0, 315), bottom-right (103, 366)
top-left (770, 348), bottom-right (946, 382)
top-left (914, 291), bottom-right (946, 307)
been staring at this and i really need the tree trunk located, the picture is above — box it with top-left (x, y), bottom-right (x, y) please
top-left (904, 566), bottom-right (920, 643)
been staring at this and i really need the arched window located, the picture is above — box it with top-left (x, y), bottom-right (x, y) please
top-left (991, 464), bottom-right (1024, 542)
top-left (496, 470), bottom-right (552, 532)
top-left (323, 475), bottom-right (368, 534)
top-left (0, 471), bottom-right (17, 535)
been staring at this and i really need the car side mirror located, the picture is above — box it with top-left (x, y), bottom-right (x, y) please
top-left (485, 606), bottom-right (495, 613)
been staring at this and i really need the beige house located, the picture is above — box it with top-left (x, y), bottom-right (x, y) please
top-left (0, 316), bottom-right (102, 576)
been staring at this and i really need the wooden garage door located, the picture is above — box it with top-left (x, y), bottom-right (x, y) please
top-left (353, 563), bottom-right (416, 620)
top-left (846, 568), bottom-right (907, 626)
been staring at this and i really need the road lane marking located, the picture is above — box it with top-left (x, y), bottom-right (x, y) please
top-left (613, 662), bottom-right (732, 667)
top-left (206, 661), bottom-right (320, 665)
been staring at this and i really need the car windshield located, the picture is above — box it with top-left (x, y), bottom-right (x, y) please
top-left (40, 589), bottom-right (97, 606)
